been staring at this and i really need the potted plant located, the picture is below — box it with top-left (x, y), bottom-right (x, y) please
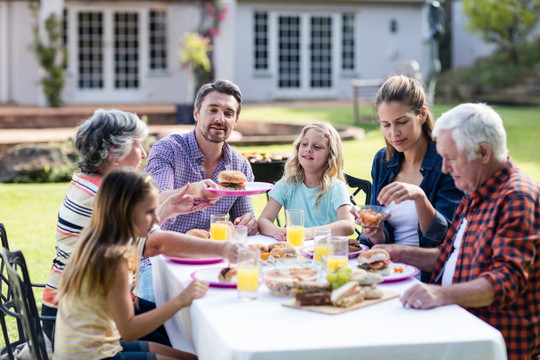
top-left (176, 1), bottom-right (227, 124)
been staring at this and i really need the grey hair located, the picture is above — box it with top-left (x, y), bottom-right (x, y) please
top-left (432, 103), bottom-right (508, 162)
top-left (75, 109), bottom-right (148, 174)
top-left (194, 79), bottom-right (242, 117)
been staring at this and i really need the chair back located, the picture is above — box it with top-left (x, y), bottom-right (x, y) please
top-left (345, 174), bottom-right (372, 238)
top-left (1, 248), bottom-right (50, 360)
top-left (0, 222), bottom-right (26, 360)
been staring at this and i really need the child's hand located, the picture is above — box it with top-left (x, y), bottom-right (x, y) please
top-left (178, 280), bottom-right (209, 307)
top-left (304, 228), bottom-right (314, 240)
top-left (274, 227), bottom-right (287, 241)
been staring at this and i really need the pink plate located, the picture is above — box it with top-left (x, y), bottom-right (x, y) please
top-left (164, 256), bottom-right (224, 265)
top-left (191, 267), bottom-right (236, 288)
top-left (380, 263), bottom-right (419, 283)
top-left (299, 244), bottom-right (368, 259)
top-left (207, 182), bottom-right (273, 196)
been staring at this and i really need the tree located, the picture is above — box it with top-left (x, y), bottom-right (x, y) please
top-left (462, 0), bottom-right (540, 65)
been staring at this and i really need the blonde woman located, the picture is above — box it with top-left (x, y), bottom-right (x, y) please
top-left (258, 122), bottom-right (355, 241)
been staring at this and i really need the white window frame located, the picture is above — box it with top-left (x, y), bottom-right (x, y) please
top-left (65, 4), bottom-right (148, 103)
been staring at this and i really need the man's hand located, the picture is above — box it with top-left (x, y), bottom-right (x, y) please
top-left (233, 213), bottom-right (258, 236)
top-left (400, 283), bottom-right (449, 310)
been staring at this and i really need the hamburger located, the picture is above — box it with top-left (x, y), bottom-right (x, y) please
top-left (218, 170), bottom-right (247, 190)
top-left (293, 281), bottom-right (333, 306)
top-left (186, 229), bottom-right (211, 239)
top-left (357, 249), bottom-right (391, 276)
top-left (218, 267), bottom-right (238, 283)
top-left (330, 281), bottom-right (365, 307)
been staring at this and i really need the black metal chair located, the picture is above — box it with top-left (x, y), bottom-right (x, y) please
top-left (345, 173), bottom-right (372, 238)
top-left (1, 247), bottom-right (52, 360)
top-left (251, 160), bottom-right (287, 226)
top-left (0, 222), bottom-right (53, 360)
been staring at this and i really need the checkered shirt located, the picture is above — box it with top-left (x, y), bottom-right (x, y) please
top-left (431, 159), bottom-right (540, 360)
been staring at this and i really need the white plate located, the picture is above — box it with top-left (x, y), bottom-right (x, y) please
top-left (191, 267), bottom-right (236, 288)
top-left (380, 263), bottom-right (419, 283)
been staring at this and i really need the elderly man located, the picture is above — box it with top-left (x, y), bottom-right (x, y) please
top-left (146, 79), bottom-right (257, 235)
top-left (376, 103), bottom-right (539, 360)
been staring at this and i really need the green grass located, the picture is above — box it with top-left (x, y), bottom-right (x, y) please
top-left (1, 102), bottom-right (540, 348)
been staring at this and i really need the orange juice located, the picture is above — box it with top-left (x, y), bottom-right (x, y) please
top-left (286, 226), bottom-right (304, 247)
top-left (313, 244), bottom-right (328, 262)
top-left (210, 223), bottom-right (228, 241)
top-left (237, 266), bottom-right (259, 292)
top-left (327, 255), bottom-right (348, 271)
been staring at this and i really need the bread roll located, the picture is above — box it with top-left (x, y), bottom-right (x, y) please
top-left (186, 229), bottom-right (211, 239)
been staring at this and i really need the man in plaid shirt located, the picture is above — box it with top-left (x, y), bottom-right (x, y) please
top-left (146, 79), bottom-right (258, 235)
top-left (376, 103), bottom-right (539, 360)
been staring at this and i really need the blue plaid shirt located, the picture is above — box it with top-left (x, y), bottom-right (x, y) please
top-left (145, 130), bottom-right (255, 233)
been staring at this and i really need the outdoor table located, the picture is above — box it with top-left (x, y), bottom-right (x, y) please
top-left (152, 234), bottom-right (507, 360)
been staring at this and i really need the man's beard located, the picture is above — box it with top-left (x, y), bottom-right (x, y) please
top-left (200, 126), bottom-right (228, 144)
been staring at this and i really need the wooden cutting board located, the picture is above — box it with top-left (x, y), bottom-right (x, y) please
top-left (282, 289), bottom-right (399, 315)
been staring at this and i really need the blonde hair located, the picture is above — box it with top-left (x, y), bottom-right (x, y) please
top-left (57, 167), bottom-right (157, 300)
top-left (374, 75), bottom-right (434, 162)
top-left (282, 122), bottom-right (345, 208)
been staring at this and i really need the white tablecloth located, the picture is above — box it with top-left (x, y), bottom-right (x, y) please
top-left (152, 235), bottom-right (507, 360)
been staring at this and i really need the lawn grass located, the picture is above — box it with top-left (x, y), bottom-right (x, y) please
top-left (1, 102), bottom-right (539, 347)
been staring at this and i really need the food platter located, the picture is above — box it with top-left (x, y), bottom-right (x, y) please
top-left (207, 182), bottom-right (273, 196)
top-left (165, 256), bottom-right (224, 265)
top-left (191, 267), bottom-right (237, 288)
top-left (380, 263), bottom-right (419, 283)
top-left (299, 244), bottom-right (368, 259)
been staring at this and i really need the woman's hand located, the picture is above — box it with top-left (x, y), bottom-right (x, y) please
top-left (187, 180), bottom-right (222, 204)
top-left (350, 205), bottom-right (388, 244)
top-left (377, 182), bottom-right (425, 206)
top-left (157, 184), bottom-right (213, 223)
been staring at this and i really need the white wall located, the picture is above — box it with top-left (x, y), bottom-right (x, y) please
top-left (7, 2), bottom-right (41, 105)
top-left (451, 0), bottom-right (497, 69)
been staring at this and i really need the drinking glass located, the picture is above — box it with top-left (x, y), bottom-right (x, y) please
top-left (286, 209), bottom-right (304, 248)
top-left (327, 236), bottom-right (349, 271)
top-left (210, 214), bottom-right (229, 241)
top-left (228, 225), bottom-right (248, 244)
top-left (237, 247), bottom-right (260, 300)
top-left (313, 228), bottom-right (332, 264)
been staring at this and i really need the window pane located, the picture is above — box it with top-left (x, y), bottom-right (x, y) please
top-left (310, 16), bottom-right (332, 88)
top-left (342, 14), bottom-right (355, 71)
top-left (278, 16), bottom-right (300, 88)
top-left (114, 12), bottom-right (139, 89)
top-left (149, 9), bottom-right (167, 70)
top-left (78, 12), bottom-right (103, 89)
top-left (254, 12), bottom-right (268, 71)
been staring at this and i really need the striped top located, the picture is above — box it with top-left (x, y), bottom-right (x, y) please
top-left (43, 171), bottom-right (102, 309)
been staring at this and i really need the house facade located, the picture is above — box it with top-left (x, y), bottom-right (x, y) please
top-left (0, 0), bottom-right (441, 106)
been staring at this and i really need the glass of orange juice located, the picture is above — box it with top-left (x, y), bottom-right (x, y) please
top-left (313, 228), bottom-right (332, 263)
top-left (286, 209), bottom-right (304, 248)
top-left (210, 214), bottom-right (229, 241)
top-left (327, 236), bottom-right (348, 271)
top-left (237, 247), bottom-right (260, 300)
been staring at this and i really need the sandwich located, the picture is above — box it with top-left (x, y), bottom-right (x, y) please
top-left (218, 267), bottom-right (238, 283)
top-left (357, 249), bottom-right (392, 276)
top-left (268, 242), bottom-right (296, 255)
top-left (350, 268), bottom-right (384, 285)
top-left (218, 170), bottom-right (247, 190)
top-left (330, 281), bottom-right (365, 307)
top-left (186, 229), bottom-right (211, 239)
top-left (293, 281), bottom-right (333, 306)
